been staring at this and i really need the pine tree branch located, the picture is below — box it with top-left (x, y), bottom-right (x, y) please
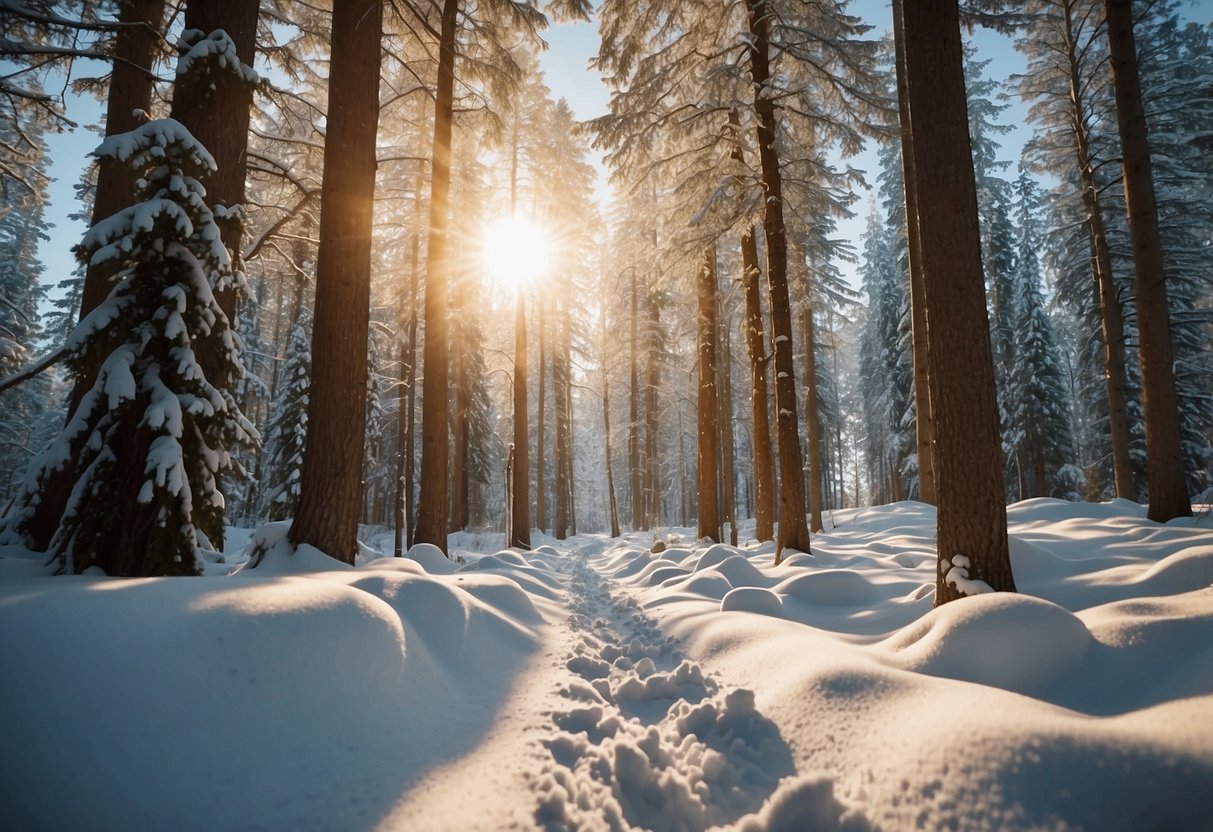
top-left (0, 346), bottom-right (65, 395)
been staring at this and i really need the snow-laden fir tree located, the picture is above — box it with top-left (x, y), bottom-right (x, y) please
top-left (1006, 167), bottom-right (1078, 499)
top-left (262, 305), bottom-right (311, 522)
top-left (0, 120), bottom-right (51, 502)
top-left (0, 119), bottom-right (255, 575)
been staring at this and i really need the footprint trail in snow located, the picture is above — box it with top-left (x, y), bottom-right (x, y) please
top-left (528, 539), bottom-right (823, 832)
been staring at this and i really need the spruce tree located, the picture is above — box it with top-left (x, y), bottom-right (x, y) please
top-left (3, 120), bottom-right (254, 574)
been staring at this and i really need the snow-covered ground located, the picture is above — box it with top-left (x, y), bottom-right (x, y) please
top-left (2, 499), bottom-right (1211, 830)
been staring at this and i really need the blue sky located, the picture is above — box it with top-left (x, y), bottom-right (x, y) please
top-left (34, 1), bottom-right (1207, 317)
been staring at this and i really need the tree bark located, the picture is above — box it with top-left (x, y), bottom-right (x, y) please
top-left (554, 303), bottom-right (571, 539)
top-left (741, 229), bottom-right (776, 541)
top-left (697, 247), bottom-right (722, 543)
top-left (903, 0), bottom-right (1015, 604)
top-left (414, 0), bottom-right (459, 552)
top-left (19, 0), bottom-right (166, 551)
top-left (537, 298), bottom-right (548, 532)
top-left (644, 292), bottom-right (661, 527)
top-left (395, 152), bottom-right (424, 556)
top-left (743, 0), bottom-right (810, 559)
top-left (602, 299), bottom-right (621, 537)
top-left (289, 0), bottom-right (383, 562)
top-left (173, 0), bottom-right (258, 324)
top-left (892, 0), bottom-right (936, 505)
top-left (628, 268), bottom-right (642, 529)
top-left (511, 293), bottom-right (531, 547)
top-left (1060, 0), bottom-right (1136, 500)
top-left (802, 304), bottom-right (824, 533)
top-left (1104, 0), bottom-right (1191, 521)
top-left (718, 308), bottom-right (738, 546)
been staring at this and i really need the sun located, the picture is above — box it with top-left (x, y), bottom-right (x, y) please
top-left (480, 215), bottom-right (550, 293)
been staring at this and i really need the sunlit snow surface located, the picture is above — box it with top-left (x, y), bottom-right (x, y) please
top-left (1, 499), bottom-right (1211, 830)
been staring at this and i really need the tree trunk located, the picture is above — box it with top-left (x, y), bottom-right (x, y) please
top-left (892, 0), bottom-right (936, 505)
top-left (741, 229), bottom-right (776, 541)
top-left (554, 303), bottom-right (571, 539)
top-left (450, 301), bottom-right (469, 532)
top-left (414, 0), bottom-right (459, 552)
top-left (644, 293), bottom-right (661, 528)
top-left (288, 0), bottom-right (382, 562)
top-left (743, 0), bottom-right (810, 559)
top-left (679, 412), bottom-right (688, 527)
top-left (719, 309), bottom-right (738, 546)
top-left (566, 328), bottom-right (577, 537)
top-left (1061, 1), bottom-right (1136, 500)
top-left (173, 0), bottom-right (258, 324)
top-left (903, 0), bottom-right (1014, 604)
top-left (511, 293), bottom-right (531, 547)
top-left (629, 267), bottom-right (642, 529)
top-left (697, 247), bottom-right (722, 543)
top-left (18, 0), bottom-right (166, 552)
top-left (395, 154), bottom-right (424, 556)
top-left (537, 298), bottom-right (547, 532)
top-left (802, 304), bottom-right (824, 533)
top-left (602, 318), bottom-right (621, 537)
top-left (1104, 0), bottom-right (1191, 521)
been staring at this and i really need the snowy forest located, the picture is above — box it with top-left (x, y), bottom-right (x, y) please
top-left (1, 0), bottom-right (1212, 830)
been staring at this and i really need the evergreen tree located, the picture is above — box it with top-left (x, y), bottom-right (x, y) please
top-left (1007, 168), bottom-right (1078, 499)
top-left (262, 306), bottom-right (311, 521)
top-left (1, 119), bottom-right (255, 574)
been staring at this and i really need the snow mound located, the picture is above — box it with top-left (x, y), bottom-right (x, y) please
top-left (238, 522), bottom-right (352, 574)
top-left (1135, 546), bottom-right (1213, 595)
top-left (490, 549), bottom-right (529, 566)
top-left (693, 542), bottom-right (743, 572)
top-left (406, 542), bottom-right (456, 574)
top-left (881, 592), bottom-right (1094, 696)
top-left (703, 555), bottom-right (769, 588)
top-left (658, 546), bottom-right (696, 564)
top-left (736, 774), bottom-right (872, 832)
top-left (775, 569), bottom-right (880, 607)
top-left (670, 572), bottom-right (734, 600)
top-left (643, 565), bottom-right (690, 586)
top-left (721, 587), bottom-right (784, 617)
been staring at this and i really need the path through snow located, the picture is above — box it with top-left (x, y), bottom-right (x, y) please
top-left (530, 537), bottom-right (866, 832)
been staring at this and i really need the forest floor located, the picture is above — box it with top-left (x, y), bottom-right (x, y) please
top-left (2, 499), bottom-right (1213, 830)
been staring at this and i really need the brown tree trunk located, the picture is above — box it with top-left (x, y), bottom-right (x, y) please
top-left (536, 298), bottom-right (547, 532)
top-left (1104, 0), bottom-right (1192, 521)
top-left (602, 300), bottom-right (621, 537)
top-left (741, 229), bottom-right (776, 541)
top-left (566, 328), bottom-right (577, 537)
top-left (802, 304), bottom-right (824, 533)
top-left (414, 0), bottom-right (459, 552)
top-left (892, 0), bottom-right (936, 506)
top-left (450, 287), bottom-right (469, 533)
top-left (628, 267), bottom-right (642, 529)
top-left (554, 303), bottom-right (571, 539)
top-left (697, 247), bottom-right (722, 543)
top-left (718, 309), bottom-right (737, 546)
top-left (288, 0), bottom-right (382, 561)
top-left (679, 411), bottom-right (689, 527)
top-left (19, 0), bottom-right (166, 551)
top-left (743, 0), bottom-right (810, 559)
top-left (1060, 1), bottom-right (1136, 500)
top-left (511, 293), bottom-right (531, 547)
top-left (173, 0), bottom-right (258, 324)
top-left (903, 0), bottom-right (1014, 604)
top-left (395, 154), bottom-right (424, 557)
top-left (644, 293), bottom-right (661, 527)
